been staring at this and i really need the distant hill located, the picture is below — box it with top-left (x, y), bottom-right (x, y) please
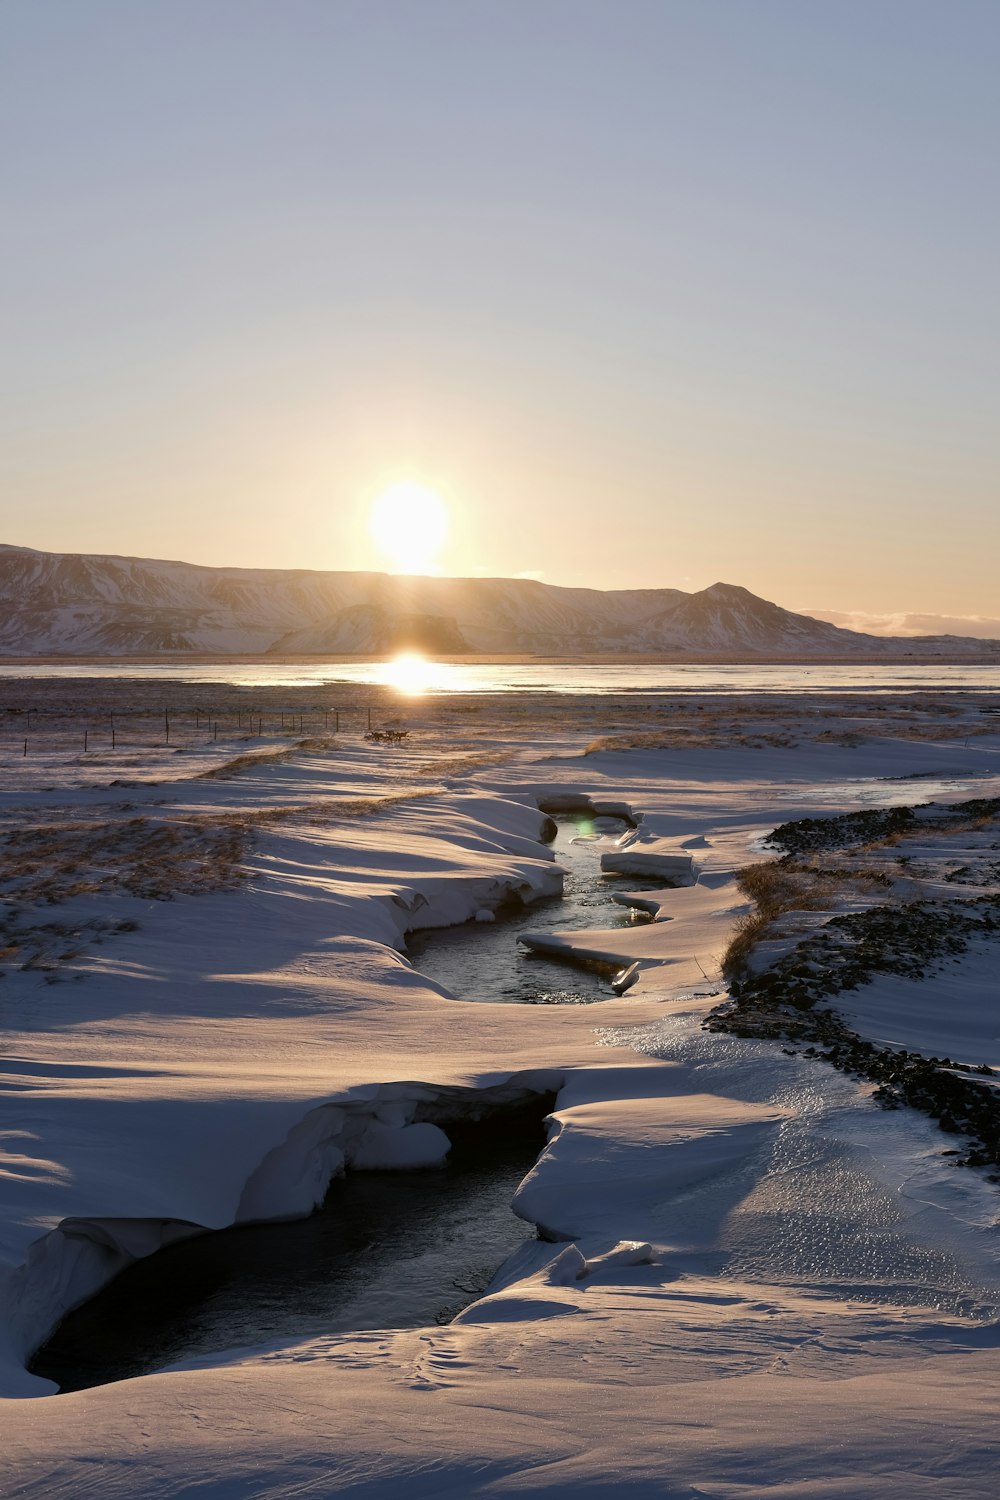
top-left (0, 543), bottom-right (997, 658)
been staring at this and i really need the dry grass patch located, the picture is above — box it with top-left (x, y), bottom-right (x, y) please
top-left (0, 814), bottom-right (247, 974)
top-left (0, 816), bottom-right (247, 906)
top-left (887, 721), bottom-right (998, 741)
top-left (585, 729), bottom-right (797, 754)
top-left (212, 786), bottom-right (447, 833)
top-left (196, 736), bottom-right (339, 780)
top-left (0, 782), bottom-right (485, 975)
top-left (815, 730), bottom-right (865, 746)
top-left (1, 786), bottom-right (448, 913)
top-left (722, 860), bottom-right (891, 978)
top-left (414, 749), bottom-right (519, 777)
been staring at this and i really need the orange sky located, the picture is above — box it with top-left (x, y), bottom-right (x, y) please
top-left (2, 2), bottom-right (998, 626)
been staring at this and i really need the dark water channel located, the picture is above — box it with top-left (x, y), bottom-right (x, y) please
top-left (407, 815), bottom-right (668, 1004)
top-left (31, 1102), bottom-right (551, 1394)
top-left (31, 820), bottom-right (670, 1394)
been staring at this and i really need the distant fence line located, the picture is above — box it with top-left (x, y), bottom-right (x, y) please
top-left (0, 702), bottom-right (400, 753)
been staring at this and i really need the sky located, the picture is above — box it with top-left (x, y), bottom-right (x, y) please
top-left (2, 0), bottom-right (998, 624)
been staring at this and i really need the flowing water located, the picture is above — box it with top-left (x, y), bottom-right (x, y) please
top-left (31, 820), bottom-right (672, 1392)
top-left (406, 815), bottom-right (668, 1004)
top-left (30, 1102), bottom-right (551, 1394)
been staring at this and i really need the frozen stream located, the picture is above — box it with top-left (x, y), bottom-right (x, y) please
top-left (30, 1103), bottom-right (551, 1393)
top-left (27, 823), bottom-right (683, 1394)
top-left (407, 815), bottom-right (670, 1003)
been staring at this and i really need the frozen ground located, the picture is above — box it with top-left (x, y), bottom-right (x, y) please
top-left (2, 682), bottom-right (1000, 1494)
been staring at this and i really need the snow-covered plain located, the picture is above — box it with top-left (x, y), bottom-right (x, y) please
top-left (3, 683), bottom-right (1000, 1495)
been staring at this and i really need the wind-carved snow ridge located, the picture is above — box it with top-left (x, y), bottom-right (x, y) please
top-left (11, 1075), bottom-right (562, 1392)
top-left (1, 792), bottom-right (574, 1395)
top-left (13, 788), bottom-right (679, 1389)
top-left (9, 719), bottom-right (1000, 1484)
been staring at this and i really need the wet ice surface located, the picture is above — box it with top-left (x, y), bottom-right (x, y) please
top-left (721, 1110), bottom-right (996, 1317)
top-left (604, 1020), bottom-right (1000, 1321)
top-left (30, 1110), bottom-right (547, 1394)
top-left (407, 816), bottom-right (667, 1005)
top-left (770, 775), bottom-right (987, 807)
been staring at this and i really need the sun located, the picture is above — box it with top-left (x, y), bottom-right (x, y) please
top-left (368, 481), bottom-right (449, 574)
top-left (383, 650), bottom-right (433, 695)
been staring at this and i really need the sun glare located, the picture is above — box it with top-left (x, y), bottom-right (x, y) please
top-left (383, 651), bottom-right (433, 695)
top-left (368, 481), bottom-right (449, 574)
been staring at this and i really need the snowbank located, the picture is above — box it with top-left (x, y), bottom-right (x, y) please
top-left (5, 710), bottom-right (1000, 1496)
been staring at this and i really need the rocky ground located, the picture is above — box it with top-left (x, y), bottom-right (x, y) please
top-left (710, 795), bottom-right (1000, 1170)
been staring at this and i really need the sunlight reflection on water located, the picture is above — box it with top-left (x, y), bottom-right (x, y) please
top-left (3, 661), bottom-right (1000, 695)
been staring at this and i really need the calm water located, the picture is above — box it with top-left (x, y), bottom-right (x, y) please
top-left (31, 1103), bottom-right (550, 1393)
top-left (407, 816), bottom-right (667, 1004)
top-left (3, 660), bottom-right (1000, 694)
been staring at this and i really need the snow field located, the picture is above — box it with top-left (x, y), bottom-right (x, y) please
top-left (3, 705), bottom-right (1000, 1492)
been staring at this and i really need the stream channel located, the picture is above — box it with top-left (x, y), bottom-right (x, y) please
top-left (31, 817), bottom-right (669, 1394)
top-left (407, 814), bottom-right (667, 1003)
top-left (30, 1101), bottom-right (552, 1393)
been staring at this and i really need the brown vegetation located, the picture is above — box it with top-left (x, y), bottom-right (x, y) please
top-left (0, 815), bottom-right (246, 906)
top-left (0, 785), bottom-right (451, 976)
top-left (415, 749), bottom-right (519, 777)
top-left (721, 860), bottom-right (892, 979)
top-left (196, 736), bottom-right (339, 779)
top-left (585, 729), bottom-right (797, 755)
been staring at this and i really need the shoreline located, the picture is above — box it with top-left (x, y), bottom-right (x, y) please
top-left (3, 650), bottom-right (1000, 668)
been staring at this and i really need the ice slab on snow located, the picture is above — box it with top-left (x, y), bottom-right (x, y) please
top-left (518, 876), bottom-right (745, 994)
top-left (514, 1077), bottom-right (787, 1244)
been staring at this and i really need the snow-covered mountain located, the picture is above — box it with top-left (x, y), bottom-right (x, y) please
top-left (0, 544), bottom-right (996, 657)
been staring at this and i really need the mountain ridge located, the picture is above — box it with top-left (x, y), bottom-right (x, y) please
top-left (0, 544), bottom-right (997, 658)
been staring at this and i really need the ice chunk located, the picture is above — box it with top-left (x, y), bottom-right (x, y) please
top-left (611, 962), bottom-right (640, 995)
top-left (543, 1245), bottom-right (588, 1285)
top-left (584, 1240), bottom-right (654, 1271)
